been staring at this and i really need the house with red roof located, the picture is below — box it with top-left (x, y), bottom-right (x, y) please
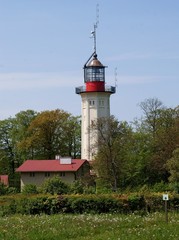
top-left (0, 175), bottom-right (9, 186)
top-left (16, 157), bottom-right (90, 191)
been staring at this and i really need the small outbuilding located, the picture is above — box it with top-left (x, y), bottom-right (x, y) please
top-left (0, 175), bottom-right (9, 186)
top-left (16, 157), bottom-right (90, 191)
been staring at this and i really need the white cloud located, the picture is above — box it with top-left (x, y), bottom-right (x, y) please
top-left (107, 75), bottom-right (178, 85)
top-left (106, 53), bottom-right (153, 61)
top-left (106, 52), bottom-right (179, 61)
top-left (0, 71), bottom-right (178, 92)
top-left (119, 75), bottom-right (162, 84)
top-left (0, 72), bottom-right (82, 90)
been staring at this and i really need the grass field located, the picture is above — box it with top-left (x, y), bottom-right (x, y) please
top-left (0, 212), bottom-right (179, 240)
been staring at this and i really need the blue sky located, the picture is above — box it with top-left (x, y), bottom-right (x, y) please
top-left (0, 0), bottom-right (178, 122)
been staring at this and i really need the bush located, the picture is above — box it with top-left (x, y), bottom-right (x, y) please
top-left (128, 194), bottom-right (145, 212)
top-left (1, 193), bottom-right (179, 216)
top-left (71, 181), bottom-right (84, 194)
top-left (95, 178), bottom-right (113, 194)
top-left (0, 183), bottom-right (18, 196)
top-left (169, 182), bottom-right (179, 193)
top-left (151, 181), bottom-right (170, 192)
top-left (42, 176), bottom-right (70, 195)
top-left (0, 183), bottom-right (6, 195)
top-left (6, 187), bottom-right (18, 195)
top-left (22, 184), bottom-right (38, 194)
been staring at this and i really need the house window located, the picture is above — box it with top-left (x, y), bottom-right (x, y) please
top-left (59, 172), bottom-right (65, 177)
top-left (45, 172), bottom-right (50, 177)
top-left (29, 172), bottom-right (35, 177)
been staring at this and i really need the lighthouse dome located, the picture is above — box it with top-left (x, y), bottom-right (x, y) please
top-left (87, 54), bottom-right (104, 67)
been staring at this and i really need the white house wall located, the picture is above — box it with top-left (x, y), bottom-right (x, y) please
top-left (20, 172), bottom-right (75, 190)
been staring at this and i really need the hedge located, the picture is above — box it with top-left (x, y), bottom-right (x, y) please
top-left (0, 193), bottom-right (178, 216)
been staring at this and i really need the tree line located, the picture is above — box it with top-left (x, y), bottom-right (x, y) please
top-left (92, 98), bottom-right (179, 192)
top-left (0, 109), bottom-right (81, 181)
top-left (0, 98), bottom-right (178, 191)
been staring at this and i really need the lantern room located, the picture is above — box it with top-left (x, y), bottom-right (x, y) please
top-left (84, 53), bottom-right (106, 92)
top-left (84, 53), bottom-right (105, 82)
top-left (75, 52), bottom-right (116, 95)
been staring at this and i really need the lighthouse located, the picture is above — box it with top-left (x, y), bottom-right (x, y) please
top-left (76, 24), bottom-right (116, 161)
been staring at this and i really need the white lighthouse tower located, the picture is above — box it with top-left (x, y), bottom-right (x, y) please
top-left (76, 24), bottom-right (116, 161)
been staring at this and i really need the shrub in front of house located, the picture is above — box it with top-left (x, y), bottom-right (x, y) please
top-left (41, 176), bottom-right (70, 195)
top-left (70, 180), bottom-right (84, 194)
top-left (22, 184), bottom-right (38, 194)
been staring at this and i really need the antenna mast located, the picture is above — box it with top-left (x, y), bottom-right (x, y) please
top-left (91, 4), bottom-right (99, 54)
top-left (115, 67), bottom-right (118, 88)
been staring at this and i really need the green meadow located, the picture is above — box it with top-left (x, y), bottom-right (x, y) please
top-left (0, 213), bottom-right (179, 240)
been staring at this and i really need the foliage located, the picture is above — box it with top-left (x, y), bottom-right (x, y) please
top-left (150, 181), bottom-right (170, 193)
top-left (92, 116), bottom-right (133, 191)
top-left (18, 109), bottom-right (81, 159)
top-left (137, 100), bottom-right (179, 184)
top-left (90, 100), bottom-right (179, 191)
top-left (0, 110), bottom-right (37, 176)
top-left (1, 193), bottom-right (179, 217)
top-left (70, 180), bottom-right (84, 194)
top-left (0, 109), bottom-right (81, 188)
top-left (41, 176), bottom-right (70, 195)
top-left (22, 184), bottom-right (38, 194)
top-left (0, 183), bottom-right (18, 196)
top-left (138, 97), bottom-right (164, 134)
top-left (169, 182), bottom-right (179, 194)
top-left (166, 148), bottom-right (179, 184)
top-left (128, 194), bottom-right (145, 212)
top-left (0, 183), bottom-right (6, 195)
top-left (0, 100), bottom-right (178, 191)
top-left (5, 187), bottom-right (18, 195)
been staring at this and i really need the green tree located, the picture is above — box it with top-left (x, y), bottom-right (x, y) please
top-left (123, 131), bottom-right (153, 188)
top-left (12, 110), bottom-right (37, 163)
top-left (0, 110), bottom-right (37, 188)
top-left (137, 99), bottom-right (179, 184)
top-left (166, 148), bottom-right (179, 183)
top-left (92, 116), bottom-right (133, 191)
top-left (139, 98), bottom-right (164, 135)
top-left (0, 118), bottom-right (16, 175)
top-left (19, 109), bottom-right (81, 159)
top-left (0, 110), bottom-right (37, 175)
top-left (63, 115), bottom-right (81, 158)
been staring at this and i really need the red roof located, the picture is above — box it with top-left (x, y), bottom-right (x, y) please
top-left (0, 175), bottom-right (9, 186)
top-left (16, 159), bottom-right (87, 173)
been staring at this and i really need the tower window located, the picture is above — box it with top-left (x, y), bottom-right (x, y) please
top-left (99, 100), bottom-right (104, 106)
top-left (89, 100), bottom-right (95, 106)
